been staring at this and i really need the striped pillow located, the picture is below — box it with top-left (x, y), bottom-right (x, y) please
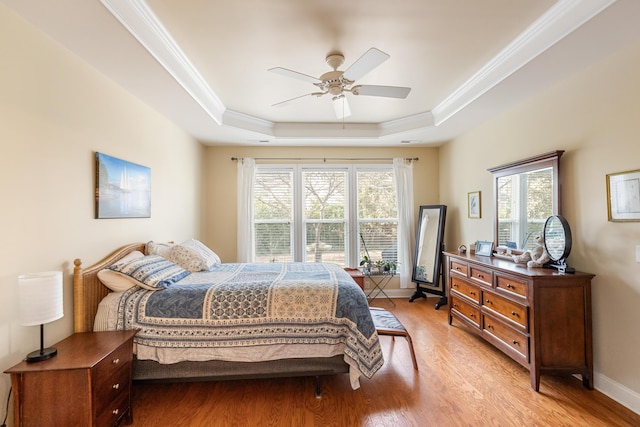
top-left (109, 254), bottom-right (190, 290)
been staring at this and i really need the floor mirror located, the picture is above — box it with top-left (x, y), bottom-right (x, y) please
top-left (410, 205), bottom-right (447, 308)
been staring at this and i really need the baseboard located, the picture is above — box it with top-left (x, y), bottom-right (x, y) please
top-left (594, 372), bottom-right (640, 415)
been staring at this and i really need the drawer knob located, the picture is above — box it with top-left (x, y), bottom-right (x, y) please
top-left (477, 274), bottom-right (484, 278)
top-left (469, 291), bottom-right (475, 295)
top-left (453, 303), bottom-right (459, 308)
top-left (506, 283), bottom-right (514, 288)
top-left (512, 340), bottom-right (519, 345)
top-left (511, 311), bottom-right (517, 316)
top-left (453, 283), bottom-right (459, 287)
top-left (456, 267), bottom-right (461, 271)
top-left (113, 409), bottom-right (119, 415)
top-left (113, 383), bottom-right (120, 390)
top-left (487, 324), bottom-right (493, 329)
top-left (485, 299), bottom-right (491, 304)
top-left (469, 313), bottom-right (475, 317)
top-left (112, 358), bottom-right (120, 365)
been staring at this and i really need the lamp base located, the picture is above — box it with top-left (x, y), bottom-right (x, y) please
top-left (26, 347), bottom-right (57, 363)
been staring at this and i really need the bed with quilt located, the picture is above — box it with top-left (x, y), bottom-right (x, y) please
top-left (73, 240), bottom-right (383, 390)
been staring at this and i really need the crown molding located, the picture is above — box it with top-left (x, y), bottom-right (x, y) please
top-left (100, 0), bottom-right (614, 142)
top-left (100, 0), bottom-right (225, 125)
top-left (432, 0), bottom-right (616, 126)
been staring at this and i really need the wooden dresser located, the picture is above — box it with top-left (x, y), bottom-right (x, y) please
top-left (5, 330), bottom-right (138, 427)
top-left (443, 252), bottom-right (593, 391)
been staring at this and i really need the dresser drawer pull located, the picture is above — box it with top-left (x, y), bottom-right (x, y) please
top-left (511, 311), bottom-right (517, 316)
top-left (112, 358), bottom-right (120, 365)
top-left (512, 340), bottom-right (519, 346)
top-left (485, 299), bottom-right (491, 304)
top-left (506, 283), bottom-right (514, 289)
top-left (113, 383), bottom-right (120, 390)
top-left (477, 274), bottom-right (485, 279)
top-left (469, 313), bottom-right (475, 318)
top-left (469, 291), bottom-right (476, 296)
top-left (486, 324), bottom-right (493, 329)
top-left (113, 409), bottom-right (119, 415)
top-left (455, 266), bottom-right (462, 271)
top-left (452, 283), bottom-right (459, 287)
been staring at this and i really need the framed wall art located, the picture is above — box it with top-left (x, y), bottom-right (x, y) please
top-left (468, 191), bottom-right (481, 219)
top-left (95, 152), bottom-right (151, 219)
top-left (606, 169), bottom-right (640, 222)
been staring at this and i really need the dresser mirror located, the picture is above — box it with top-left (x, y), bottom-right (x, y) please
top-left (410, 205), bottom-right (447, 308)
top-left (488, 151), bottom-right (563, 252)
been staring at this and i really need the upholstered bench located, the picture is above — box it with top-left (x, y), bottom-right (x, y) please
top-left (369, 307), bottom-right (418, 370)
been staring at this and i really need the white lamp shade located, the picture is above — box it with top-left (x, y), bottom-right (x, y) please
top-left (18, 271), bottom-right (64, 326)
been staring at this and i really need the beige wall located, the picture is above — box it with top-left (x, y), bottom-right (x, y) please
top-left (202, 145), bottom-right (439, 292)
top-left (0, 5), bottom-right (203, 421)
top-left (440, 42), bottom-right (640, 402)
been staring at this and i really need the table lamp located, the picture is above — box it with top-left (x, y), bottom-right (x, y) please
top-left (18, 271), bottom-right (64, 362)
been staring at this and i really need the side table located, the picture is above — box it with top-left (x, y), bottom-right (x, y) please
top-left (5, 330), bottom-right (138, 427)
top-left (365, 271), bottom-right (396, 306)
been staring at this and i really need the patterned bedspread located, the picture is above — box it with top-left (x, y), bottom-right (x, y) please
top-left (114, 262), bottom-right (383, 388)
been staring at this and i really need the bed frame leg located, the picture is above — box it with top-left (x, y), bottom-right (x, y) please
top-left (314, 376), bottom-right (322, 398)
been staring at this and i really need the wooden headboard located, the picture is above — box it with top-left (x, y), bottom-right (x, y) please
top-left (73, 242), bottom-right (146, 332)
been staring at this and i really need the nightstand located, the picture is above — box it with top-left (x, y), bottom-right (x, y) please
top-left (344, 268), bottom-right (365, 290)
top-left (5, 330), bottom-right (138, 427)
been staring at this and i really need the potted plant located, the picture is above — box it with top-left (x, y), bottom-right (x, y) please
top-left (359, 255), bottom-right (372, 274)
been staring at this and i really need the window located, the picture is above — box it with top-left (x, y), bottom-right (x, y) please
top-left (252, 165), bottom-right (397, 266)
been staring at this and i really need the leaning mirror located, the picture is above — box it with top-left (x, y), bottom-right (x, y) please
top-left (489, 151), bottom-right (563, 252)
top-left (410, 205), bottom-right (447, 308)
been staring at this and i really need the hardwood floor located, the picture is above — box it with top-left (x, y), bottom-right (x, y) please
top-left (129, 297), bottom-right (640, 426)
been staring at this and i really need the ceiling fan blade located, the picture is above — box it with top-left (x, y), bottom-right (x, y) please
top-left (268, 67), bottom-right (321, 84)
top-left (272, 92), bottom-right (325, 107)
top-left (342, 48), bottom-right (390, 82)
top-left (332, 95), bottom-right (351, 119)
top-left (352, 85), bottom-right (411, 99)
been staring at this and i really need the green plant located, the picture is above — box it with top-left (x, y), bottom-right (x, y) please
top-left (359, 255), bottom-right (372, 267)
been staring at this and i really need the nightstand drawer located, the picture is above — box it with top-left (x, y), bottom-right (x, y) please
top-left (95, 362), bottom-right (131, 417)
top-left (95, 339), bottom-right (133, 381)
top-left (96, 390), bottom-right (130, 427)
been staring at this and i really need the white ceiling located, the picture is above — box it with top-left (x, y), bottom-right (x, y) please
top-left (3, 0), bottom-right (640, 146)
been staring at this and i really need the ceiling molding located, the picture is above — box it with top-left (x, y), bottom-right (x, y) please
top-left (431, 0), bottom-right (616, 126)
top-left (100, 0), bottom-right (226, 125)
top-left (100, 0), bottom-right (615, 142)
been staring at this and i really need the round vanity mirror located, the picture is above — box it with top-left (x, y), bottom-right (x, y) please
top-left (543, 215), bottom-right (572, 265)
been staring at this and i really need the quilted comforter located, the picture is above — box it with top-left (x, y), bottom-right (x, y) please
top-left (112, 262), bottom-right (383, 388)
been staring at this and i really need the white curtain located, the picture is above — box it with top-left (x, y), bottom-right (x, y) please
top-left (237, 158), bottom-right (256, 262)
top-left (393, 158), bottom-right (415, 288)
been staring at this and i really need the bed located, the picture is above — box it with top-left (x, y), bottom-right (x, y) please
top-left (73, 242), bottom-right (383, 392)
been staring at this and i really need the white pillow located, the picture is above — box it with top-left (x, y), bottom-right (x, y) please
top-left (97, 251), bottom-right (145, 292)
top-left (145, 240), bottom-right (174, 257)
top-left (166, 239), bottom-right (221, 272)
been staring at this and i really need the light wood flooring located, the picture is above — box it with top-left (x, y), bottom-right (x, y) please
top-left (129, 297), bottom-right (640, 426)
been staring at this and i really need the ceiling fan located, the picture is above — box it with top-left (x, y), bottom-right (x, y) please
top-left (269, 47), bottom-right (411, 119)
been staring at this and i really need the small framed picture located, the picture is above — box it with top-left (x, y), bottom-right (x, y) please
top-left (468, 191), bottom-right (481, 219)
top-left (607, 169), bottom-right (640, 222)
top-left (475, 240), bottom-right (494, 257)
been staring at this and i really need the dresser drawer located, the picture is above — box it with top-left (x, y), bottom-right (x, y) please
top-left (450, 260), bottom-right (468, 276)
top-left (483, 290), bottom-right (528, 331)
top-left (96, 390), bottom-right (129, 427)
top-left (451, 295), bottom-right (480, 328)
top-left (483, 314), bottom-right (529, 360)
top-left (469, 265), bottom-right (492, 287)
top-left (496, 274), bottom-right (528, 298)
top-left (95, 363), bottom-right (131, 417)
top-left (95, 340), bottom-right (132, 381)
top-left (450, 277), bottom-right (481, 304)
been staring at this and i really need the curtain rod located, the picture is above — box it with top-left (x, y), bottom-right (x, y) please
top-left (231, 157), bottom-right (418, 162)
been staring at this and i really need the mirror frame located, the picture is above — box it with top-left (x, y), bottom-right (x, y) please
top-left (488, 150), bottom-right (564, 251)
top-left (410, 205), bottom-right (447, 306)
